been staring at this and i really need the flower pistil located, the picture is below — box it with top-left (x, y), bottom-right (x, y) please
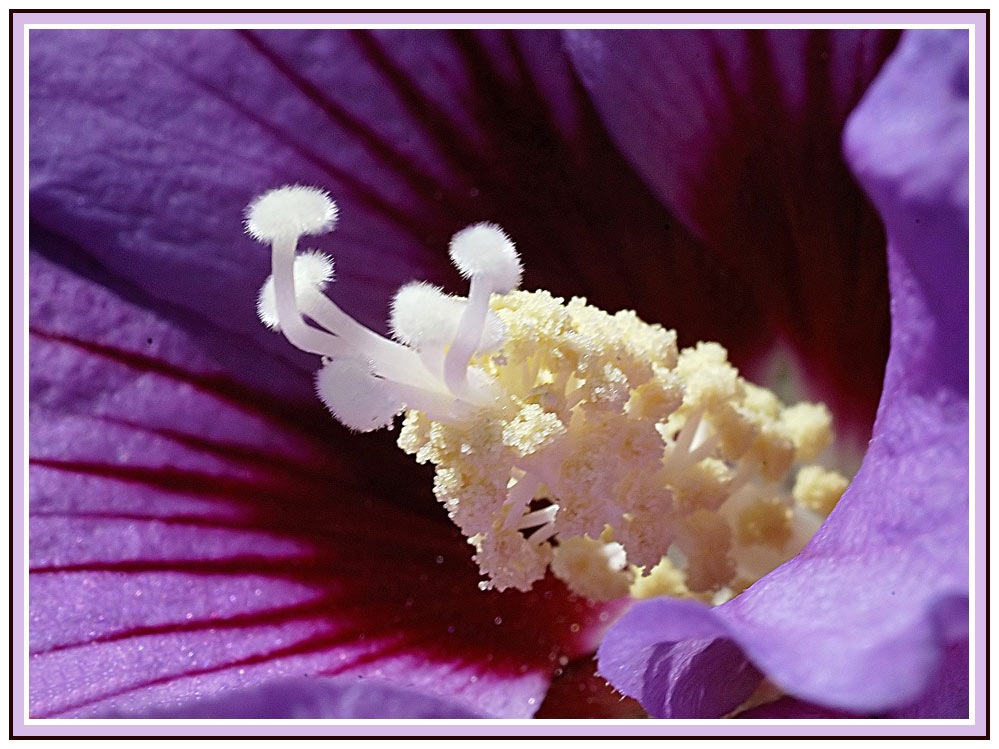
top-left (246, 185), bottom-right (849, 604)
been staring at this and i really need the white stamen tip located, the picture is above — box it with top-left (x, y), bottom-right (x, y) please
top-left (245, 185), bottom-right (338, 242)
top-left (448, 222), bottom-right (522, 292)
top-left (315, 357), bottom-right (401, 433)
top-left (257, 250), bottom-right (335, 331)
top-left (389, 281), bottom-right (506, 352)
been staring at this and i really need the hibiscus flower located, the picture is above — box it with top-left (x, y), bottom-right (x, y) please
top-left (26, 26), bottom-right (962, 721)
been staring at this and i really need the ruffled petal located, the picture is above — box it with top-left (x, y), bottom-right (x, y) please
top-left (739, 637), bottom-right (968, 719)
top-left (29, 250), bottom-right (617, 719)
top-left (843, 29), bottom-right (969, 395)
top-left (564, 29), bottom-right (898, 432)
top-left (595, 29), bottom-right (969, 718)
top-left (596, 599), bottom-right (760, 719)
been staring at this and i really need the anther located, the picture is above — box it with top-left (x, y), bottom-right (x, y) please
top-left (526, 522), bottom-right (558, 546)
top-left (516, 505), bottom-right (559, 531)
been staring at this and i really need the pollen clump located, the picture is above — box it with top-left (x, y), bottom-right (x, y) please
top-left (550, 531), bottom-right (632, 602)
top-left (501, 404), bottom-right (566, 457)
top-left (629, 557), bottom-right (691, 600)
top-left (397, 289), bottom-right (841, 599)
top-left (793, 465), bottom-right (850, 515)
top-left (736, 497), bottom-right (794, 549)
top-left (246, 185), bottom-right (850, 605)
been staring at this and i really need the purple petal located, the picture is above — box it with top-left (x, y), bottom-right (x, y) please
top-left (885, 636), bottom-right (969, 719)
top-left (30, 29), bottom-right (765, 396)
top-left (95, 675), bottom-right (483, 718)
top-left (564, 29), bottom-right (898, 433)
top-left (843, 29), bottom-right (969, 395)
top-left (596, 599), bottom-right (760, 718)
top-left (596, 29), bottom-right (969, 718)
top-left (29, 251), bottom-right (619, 719)
top-left (738, 637), bottom-right (968, 719)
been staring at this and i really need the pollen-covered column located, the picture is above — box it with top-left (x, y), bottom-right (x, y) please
top-left (246, 185), bottom-right (851, 604)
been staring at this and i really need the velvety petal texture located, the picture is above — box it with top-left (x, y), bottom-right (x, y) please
top-left (594, 600), bottom-right (760, 718)
top-left (742, 637), bottom-right (969, 719)
top-left (29, 249), bottom-right (617, 718)
top-left (597, 29), bottom-right (969, 718)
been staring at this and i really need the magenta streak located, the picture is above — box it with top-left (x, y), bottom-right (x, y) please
top-left (29, 327), bottom-right (334, 441)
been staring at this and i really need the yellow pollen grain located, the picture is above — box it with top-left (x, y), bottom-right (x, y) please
top-left (736, 497), bottom-right (794, 549)
top-left (781, 403), bottom-right (834, 462)
top-left (670, 457), bottom-right (732, 513)
top-left (673, 509), bottom-right (736, 593)
top-left (550, 534), bottom-right (632, 602)
top-left (629, 557), bottom-right (692, 600)
top-left (793, 465), bottom-right (850, 515)
top-left (501, 404), bottom-right (565, 456)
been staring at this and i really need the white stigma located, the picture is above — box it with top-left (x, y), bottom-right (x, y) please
top-left (443, 224), bottom-right (522, 401)
top-left (245, 185), bottom-right (522, 433)
top-left (389, 281), bottom-right (506, 353)
top-left (257, 250), bottom-right (335, 331)
top-left (315, 357), bottom-right (401, 432)
top-left (245, 185), bottom-right (338, 241)
top-left (448, 222), bottom-right (522, 293)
